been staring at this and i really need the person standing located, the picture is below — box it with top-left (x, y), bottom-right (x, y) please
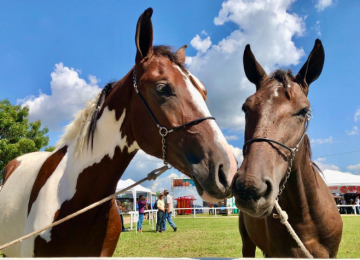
top-left (355, 196), bottom-right (360, 215)
top-left (156, 193), bottom-right (165, 233)
top-left (340, 197), bottom-right (347, 214)
top-left (163, 190), bottom-right (177, 232)
top-left (119, 202), bottom-right (128, 232)
top-left (137, 195), bottom-right (147, 231)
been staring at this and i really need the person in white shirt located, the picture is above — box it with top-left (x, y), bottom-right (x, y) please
top-left (355, 196), bottom-right (360, 214)
top-left (163, 190), bottom-right (177, 232)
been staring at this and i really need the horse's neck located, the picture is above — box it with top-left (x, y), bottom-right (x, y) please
top-left (281, 139), bottom-right (323, 221)
top-left (61, 70), bottom-right (139, 199)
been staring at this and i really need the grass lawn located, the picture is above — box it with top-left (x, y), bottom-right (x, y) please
top-left (114, 215), bottom-right (360, 258)
top-left (0, 215), bottom-right (358, 257)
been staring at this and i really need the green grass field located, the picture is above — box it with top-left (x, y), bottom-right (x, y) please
top-left (114, 215), bottom-right (360, 258)
top-left (0, 215), bottom-right (358, 258)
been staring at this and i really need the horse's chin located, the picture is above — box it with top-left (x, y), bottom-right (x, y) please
top-left (200, 191), bottom-right (223, 202)
top-left (234, 195), bottom-right (275, 218)
top-left (192, 179), bottom-right (223, 202)
top-left (192, 174), bottom-right (232, 202)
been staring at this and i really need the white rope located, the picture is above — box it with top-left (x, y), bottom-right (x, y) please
top-left (0, 165), bottom-right (169, 251)
top-left (274, 200), bottom-right (313, 258)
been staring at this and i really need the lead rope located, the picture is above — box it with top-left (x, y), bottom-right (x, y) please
top-left (272, 148), bottom-right (313, 258)
top-left (0, 165), bottom-right (169, 251)
top-left (274, 200), bottom-right (313, 258)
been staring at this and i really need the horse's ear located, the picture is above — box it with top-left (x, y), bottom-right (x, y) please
top-left (135, 8), bottom-right (154, 64)
top-left (243, 44), bottom-right (268, 90)
top-left (296, 39), bottom-right (325, 95)
top-left (175, 45), bottom-right (188, 65)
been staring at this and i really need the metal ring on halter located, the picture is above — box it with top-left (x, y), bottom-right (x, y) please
top-left (159, 127), bottom-right (168, 137)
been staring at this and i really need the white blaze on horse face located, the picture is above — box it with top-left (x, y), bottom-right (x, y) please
top-left (173, 66), bottom-right (237, 200)
top-left (188, 72), bottom-right (206, 91)
top-left (274, 87), bottom-right (279, 97)
top-left (23, 107), bottom-right (139, 256)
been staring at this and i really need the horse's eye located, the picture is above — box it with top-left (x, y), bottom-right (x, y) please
top-left (156, 84), bottom-right (172, 96)
top-left (296, 107), bottom-right (310, 117)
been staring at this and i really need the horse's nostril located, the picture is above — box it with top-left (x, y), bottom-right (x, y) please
top-left (264, 179), bottom-right (273, 198)
top-left (218, 165), bottom-right (228, 188)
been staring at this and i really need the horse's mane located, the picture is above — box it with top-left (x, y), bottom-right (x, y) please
top-left (153, 45), bottom-right (188, 73)
top-left (303, 131), bottom-right (323, 185)
top-left (270, 69), bottom-right (294, 87)
top-left (56, 46), bottom-right (187, 155)
top-left (55, 82), bottom-right (114, 155)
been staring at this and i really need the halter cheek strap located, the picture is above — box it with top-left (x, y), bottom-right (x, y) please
top-left (132, 67), bottom-right (215, 166)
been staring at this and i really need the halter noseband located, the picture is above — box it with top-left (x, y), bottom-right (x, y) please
top-left (242, 109), bottom-right (312, 197)
top-left (132, 67), bottom-right (215, 166)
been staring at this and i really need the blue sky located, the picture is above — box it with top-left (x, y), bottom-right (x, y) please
top-left (1, 0), bottom-right (359, 200)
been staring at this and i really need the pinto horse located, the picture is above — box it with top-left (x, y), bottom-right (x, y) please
top-left (232, 39), bottom-right (342, 258)
top-left (0, 8), bottom-right (237, 257)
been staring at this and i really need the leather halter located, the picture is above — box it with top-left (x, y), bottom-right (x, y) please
top-left (132, 67), bottom-right (215, 166)
top-left (242, 109), bottom-right (312, 197)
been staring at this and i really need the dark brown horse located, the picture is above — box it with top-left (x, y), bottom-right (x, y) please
top-left (232, 39), bottom-right (342, 258)
top-left (0, 8), bottom-right (237, 257)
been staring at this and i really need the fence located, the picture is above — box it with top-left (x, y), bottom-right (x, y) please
top-left (336, 205), bottom-right (359, 215)
top-left (120, 209), bottom-right (158, 231)
top-left (173, 207), bottom-right (238, 218)
top-left (121, 205), bottom-right (359, 232)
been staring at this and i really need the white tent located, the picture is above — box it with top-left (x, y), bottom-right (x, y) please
top-left (322, 170), bottom-right (360, 194)
top-left (116, 179), bottom-right (152, 211)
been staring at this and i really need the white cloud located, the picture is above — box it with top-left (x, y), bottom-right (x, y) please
top-left (18, 63), bottom-right (101, 131)
top-left (355, 108), bottom-right (360, 122)
top-left (314, 157), bottom-right (339, 171)
top-left (229, 144), bottom-right (243, 164)
top-left (346, 126), bottom-right (359, 136)
top-left (187, 0), bottom-right (305, 131)
top-left (347, 163), bottom-right (360, 174)
top-left (190, 34), bottom-right (212, 53)
top-left (315, 0), bottom-right (334, 11)
top-left (150, 172), bottom-right (180, 194)
top-left (312, 20), bottom-right (321, 36)
top-left (122, 150), bottom-right (163, 182)
top-left (201, 30), bottom-right (208, 36)
top-left (225, 135), bottom-right (239, 141)
top-left (311, 136), bottom-right (334, 145)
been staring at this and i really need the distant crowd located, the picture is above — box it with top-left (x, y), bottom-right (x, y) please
top-left (116, 189), bottom-right (177, 233)
top-left (336, 195), bottom-right (360, 214)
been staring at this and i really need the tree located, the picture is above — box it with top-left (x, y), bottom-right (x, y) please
top-left (0, 99), bottom-right (50, 183)
top-left (45, 146), bottom-right (55, 152)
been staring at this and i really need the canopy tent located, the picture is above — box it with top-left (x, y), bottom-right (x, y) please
top-left (116, 179), bottom-right (153, 211)
top-left (322, 170), bottom-right (360, 194)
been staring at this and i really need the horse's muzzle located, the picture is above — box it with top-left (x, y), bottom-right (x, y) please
top-left (232, 171), bottom-right (275, 217)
